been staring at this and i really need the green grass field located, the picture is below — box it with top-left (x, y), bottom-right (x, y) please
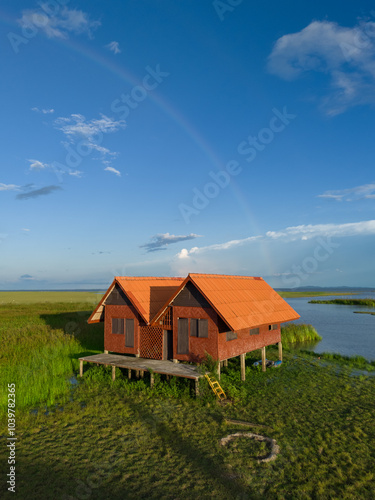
top-left (0, 291), bottom-right (103, 305)
top-left (1, 293), bottom-right (375, 499)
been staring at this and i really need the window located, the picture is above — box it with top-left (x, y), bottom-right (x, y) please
top-left (190, 318), bottom-right (208, 338)
top-left (269, 324), bottom-right (278, 331)
top-left (226, 331), bottom-right (237, 341)
top-left (111, 318), bottom-right (134, 348)
top-left (250, 328), bottom-right (259, 335)
top-left (112, 318), bottom-right (124, 334)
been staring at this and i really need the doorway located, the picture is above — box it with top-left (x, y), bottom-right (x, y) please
top-left (163, 330), bottom-right (173, 360)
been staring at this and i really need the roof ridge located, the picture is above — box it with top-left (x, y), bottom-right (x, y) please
top-left (116, 276), bottom-right (183, 280)
top-left (189, 273), bottom-right (263, 279)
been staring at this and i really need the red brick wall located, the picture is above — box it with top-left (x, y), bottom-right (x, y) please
top-left (104, 305), bottom-right (140, 355)
top-left (218, 324), bottom-right (281, 360)
top-left (173, 306), bottom-right (218, 363)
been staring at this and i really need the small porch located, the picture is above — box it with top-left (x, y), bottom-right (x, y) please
top-left (79, 353), bottom-right (202, 395)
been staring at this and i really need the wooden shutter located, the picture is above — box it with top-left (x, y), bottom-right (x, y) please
top-left (177, 318), bottom-right (189, 354)
top-left (112, 318), bottom-right (124, 334)
top-left (190, 318), bottom-right (198, 337)
top-left (125, 319), bottom-right (134, 347)
top-left (198, 319), bottom-right (208, 338)
top-left (112, 318), bottom-right (118, 334)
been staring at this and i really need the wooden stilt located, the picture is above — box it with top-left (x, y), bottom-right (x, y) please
top-left (136, 370), bottom-right (140, 378)
top-left (195, 379), bottom-right (199, 397)
top-left (261, 346), bottom-right (266, 372)
top-left (79, 359), bottom-right (83, 377)
top-left (278, 341), bottom-right (283, 362)
top-left (217, 361), bottom-right (221, 380)
top-left (128, 369), bottom-right (131, 379)
top-left (150, 373), bottom-right (154, 388)
top-left (140, 370), bottom-right (144, 378)
top-left (112, 365), bottom-right (116, 381)
top-left (240, 353), bottom-right (246, 381)
top-left (166, 375), bottom-right (170, 381)
top-left (224, 359), bottom-right (228, 367)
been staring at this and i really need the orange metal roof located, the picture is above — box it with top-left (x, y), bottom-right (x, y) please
top-left (88, 277), bottom-right (184, 325)
top-left (187, 274), bottom-right (300, 331)
top-left (89, 273), bottom-right (300, 331)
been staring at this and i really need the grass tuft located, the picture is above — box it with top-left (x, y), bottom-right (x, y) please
top-left (281, 323), bottom-right (322, 347)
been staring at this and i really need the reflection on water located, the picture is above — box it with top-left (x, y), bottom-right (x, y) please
top-left (285, 292), bottom-right (375, 361)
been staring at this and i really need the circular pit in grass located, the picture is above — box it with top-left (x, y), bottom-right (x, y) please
top-left (220, 432), bottom-right (280, 463)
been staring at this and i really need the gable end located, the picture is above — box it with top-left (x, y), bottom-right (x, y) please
top-left (106, 283), bottom-right (132, 306)
top-left (172, 281), bottom-right (211, 308)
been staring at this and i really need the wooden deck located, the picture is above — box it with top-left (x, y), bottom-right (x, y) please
top-left (79, 353), bottom-right (203, 381)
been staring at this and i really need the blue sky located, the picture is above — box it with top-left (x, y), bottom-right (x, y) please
top-left (1, 0), bottom-right (375, 290)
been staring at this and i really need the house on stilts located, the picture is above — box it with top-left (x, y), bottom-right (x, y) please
top-left (85, 274), bottom-right (299, 381)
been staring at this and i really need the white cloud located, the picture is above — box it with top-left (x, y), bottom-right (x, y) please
top-left (268, 19), bottom-right (375, 114)
top-left (31, 107), bottom-right (54, 114)
top-left (55, 114), bottom-right (125, 140)
top-left (178, 220), bottom-right (375, 258)
top-left (69, 170), bottom-right (83, 178)
top-left (0, 183), bottom-right (20, 191)
top-left (265, 221), bottom-right (375, 240)
top-left (104, 166), bottom-right (121, 177)
top-left (318, 183), bottom-right (375, 201)
top-left (28, 159), bottom-right (47, 171)
top-left (21, 228), bottom-right (30, 232)
top-left (106, 41), bottom-right (121, 54)
top-left (18, 6), bottom-right (100, 40)
top-left (55, 113), bottom-right (125, 172)
top-left (177, 248), bottom-right (190, 259)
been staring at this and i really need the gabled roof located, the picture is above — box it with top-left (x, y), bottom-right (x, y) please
top-left (152, 273), bottom-right (300, 331)
top-left (87, 277), bottom-right (184, 325)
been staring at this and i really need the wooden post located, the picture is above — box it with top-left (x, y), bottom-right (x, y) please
top-left (278, 341), bottom-right (283, 362)
top-left (79, 359), bottom-right (83, 377)
top-left (166, 375), bottom-right (170, 381)
top-left (140, 370), bottom-right (144, 378)
top-left (128, 369), bottom-right (132, 379)
top-left (217, 361), bottom-right (221, 380)
top-left (112, 365), bottom-right (116, 381)
top-left (150, 373), bottom-right (154, 388)
top-left (136, 370), bottom-right (140, 378)
top-left (224, 359), bottom-right (228, 367)
top-left (104, 350), bottom-right (109, 354)
top-left (195, 379), bottom-right (199, 397)
top-left (240, 353), bottom-right (246, 381)
top-left (261, 346), bottom-right (266, 372)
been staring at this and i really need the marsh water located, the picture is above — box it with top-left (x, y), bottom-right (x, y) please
top-left (285, 292), bottom-right (375, 361)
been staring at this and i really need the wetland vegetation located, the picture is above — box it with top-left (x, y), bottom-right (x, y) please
top-left (1, 292), bottom-right (375, 499)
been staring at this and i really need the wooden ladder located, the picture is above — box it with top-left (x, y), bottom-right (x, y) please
top-left (205, 374), bottom-right (226, 400)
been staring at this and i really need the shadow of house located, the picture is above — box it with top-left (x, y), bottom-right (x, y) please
top-left (40, 310), bottom-right (104, 355)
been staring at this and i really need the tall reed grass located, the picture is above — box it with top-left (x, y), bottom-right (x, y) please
top-left (0, 302), bottom-right (97, 411)
top-left (281, 323), bottom-right (322, 347)
top-left (309, 298), bottom-right (375, 306)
